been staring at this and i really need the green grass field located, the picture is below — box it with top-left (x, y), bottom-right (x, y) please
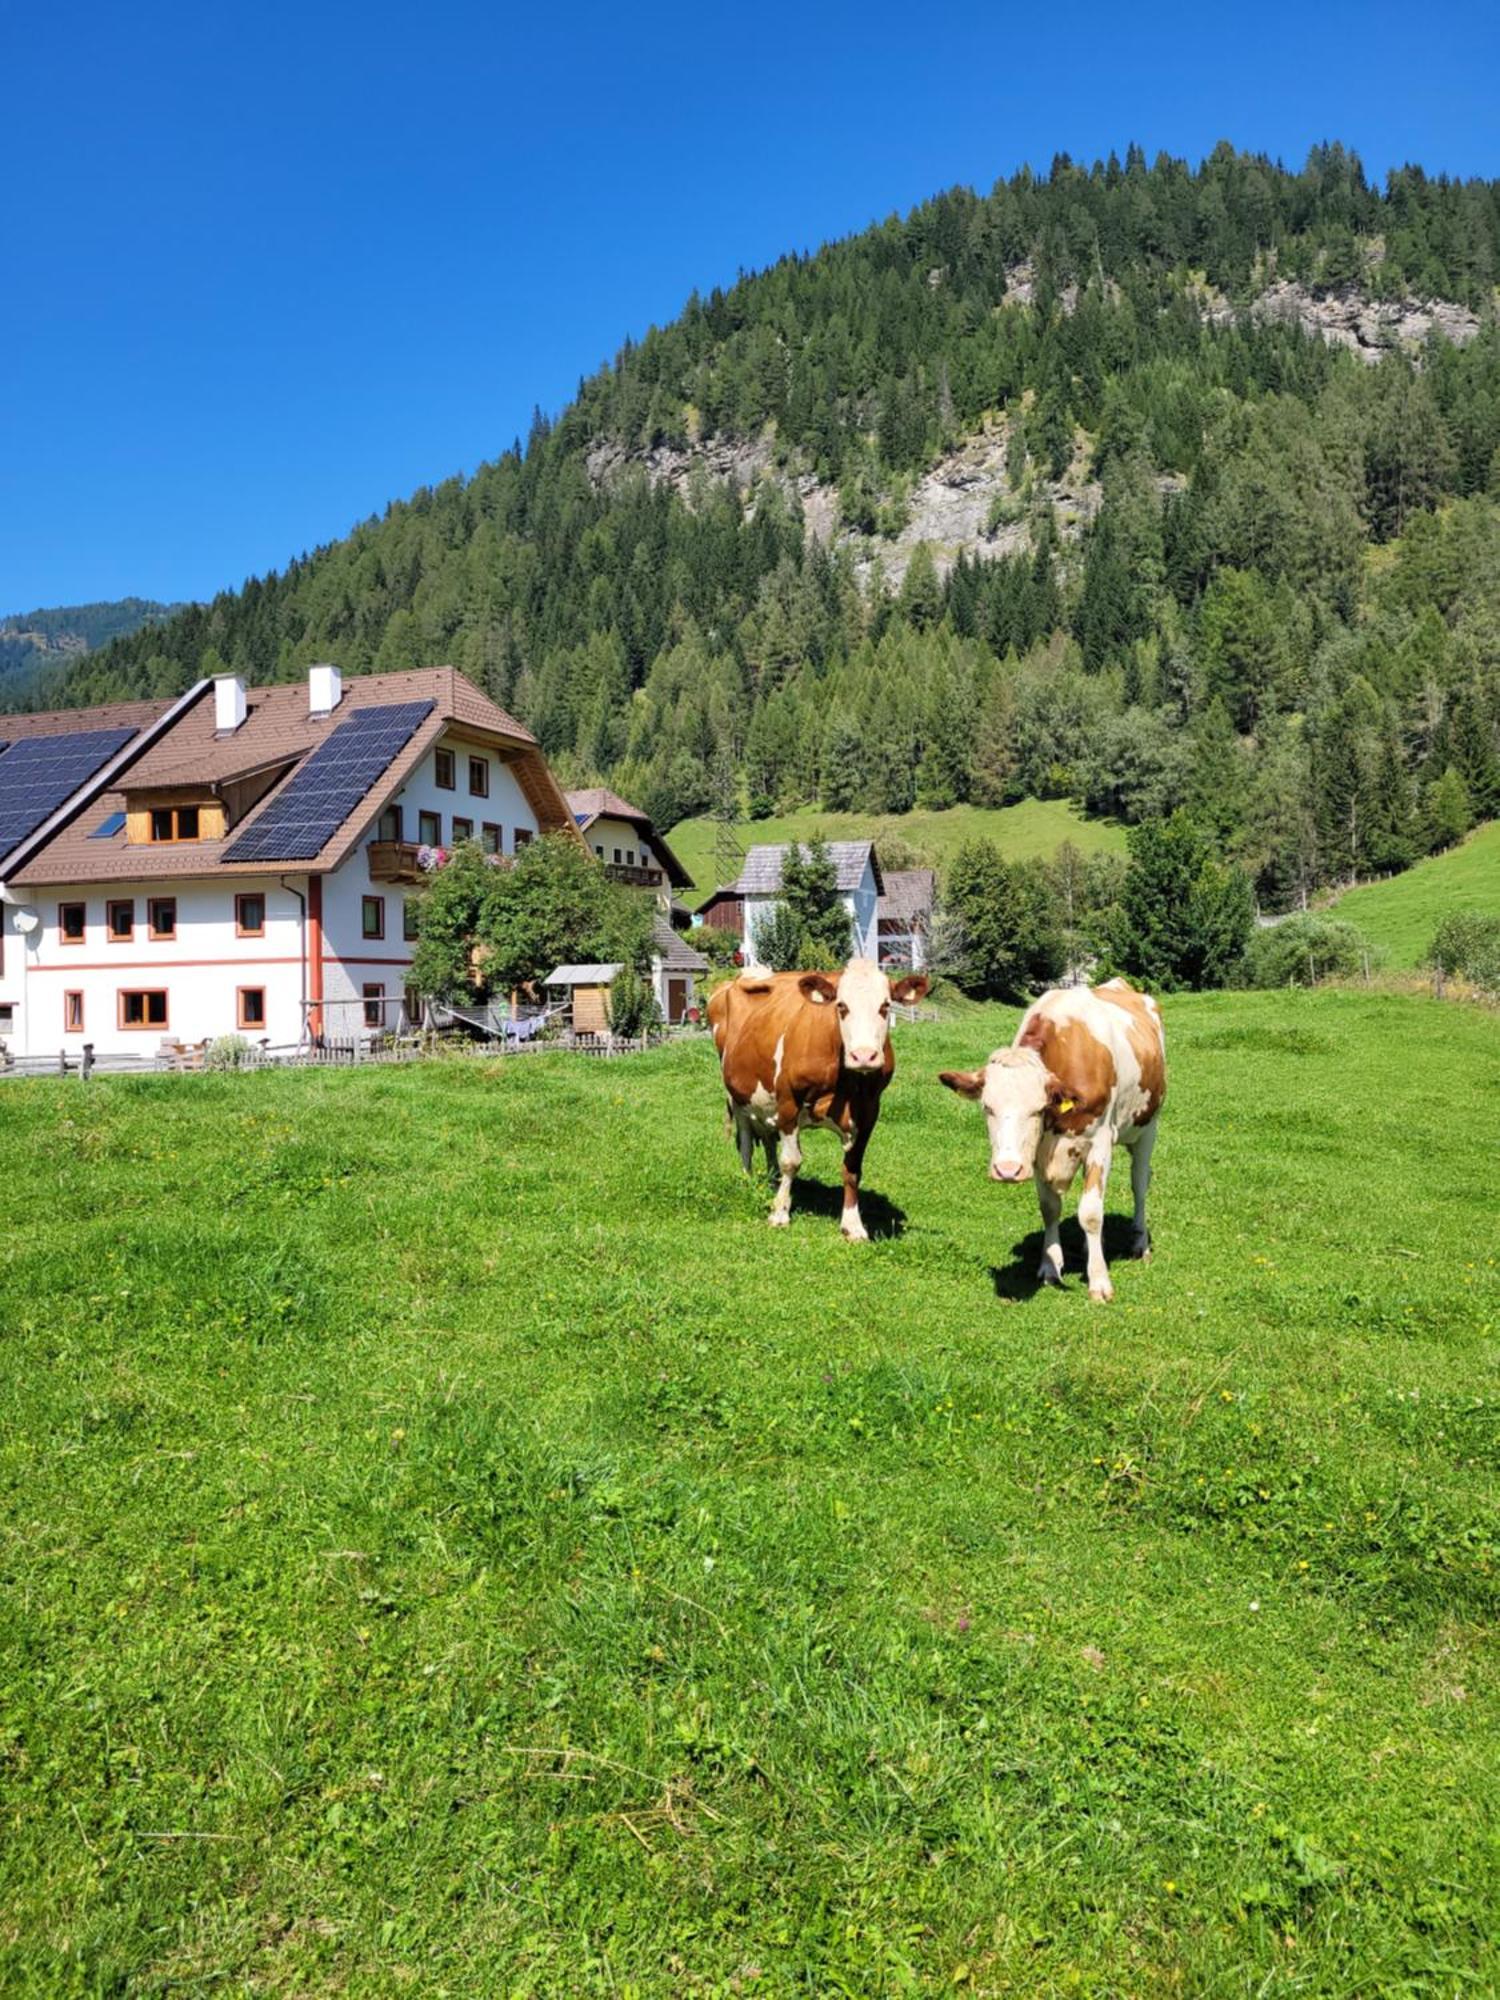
top-left (2, 992), bottom-right (1497, 1996)
top-left (668, 799), bottom-right (1126, 902)
top-left (1328, 820), bottom-right (1500, 968)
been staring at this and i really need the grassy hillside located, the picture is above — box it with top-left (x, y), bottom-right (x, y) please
top-left (670, 797), bottom-right (1126, 901)
top-left (1, 990), bottom-right (1496, 1994)
top-left (1328, 819), bottom-right (1500, 966)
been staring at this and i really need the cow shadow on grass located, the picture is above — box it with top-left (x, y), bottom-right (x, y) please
top-left (988, 1214), bottom-right (1142, 1301)
top-left (788, 1176), bottom-right (907, 1240)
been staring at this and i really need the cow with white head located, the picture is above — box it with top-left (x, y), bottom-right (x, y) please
top-left (708, 958), bottom-right (930, 1239)
top-left (940, 980), bottom-right (1166, 1301)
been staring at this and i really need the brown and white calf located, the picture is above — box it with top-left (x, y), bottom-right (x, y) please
top-left (708, 959), bottom-right (930, 1239)
top-left (939, 979), bottom-right (1166, 1301)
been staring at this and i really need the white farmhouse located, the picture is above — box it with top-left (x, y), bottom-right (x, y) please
top-left (0, 664), bottom-right (578, 1058)
top-left (698, 841), bottom-right (883, 966)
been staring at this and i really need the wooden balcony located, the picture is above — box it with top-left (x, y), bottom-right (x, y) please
top-left (367, 841), bottom-right (427, 885)
top-left (603, 862), bottom-right (664, 888)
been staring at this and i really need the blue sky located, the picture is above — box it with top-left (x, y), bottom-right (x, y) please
top-left (3, 0), bottom-right (1497, 614)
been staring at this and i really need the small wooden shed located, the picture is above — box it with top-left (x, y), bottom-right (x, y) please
top-left (544, 963), bottom-right (622, 1036)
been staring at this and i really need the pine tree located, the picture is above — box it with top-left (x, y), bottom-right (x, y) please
top-left (780, 839), bottom-right (853, 967)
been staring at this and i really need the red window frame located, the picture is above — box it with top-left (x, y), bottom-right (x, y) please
top-left (106, 898), bottom-right (135, 943)
top-left (236, 986), bottom-right (267, 1031)
top-left (147, 897), bottom-right (177, 940)
top-left (64, 990), bottom-right (84, 1033)
top-left (118, 989), bottom-right (169, 1031)
top-left (58, 901), bottom-right (86, 944)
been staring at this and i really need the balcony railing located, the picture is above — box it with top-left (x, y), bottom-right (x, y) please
top-left (603, 862), bottom-right (664, 888)
top-left (367, 841), bottom-right (427, 885)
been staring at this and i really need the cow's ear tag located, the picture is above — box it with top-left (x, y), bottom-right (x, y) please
top-left (1058, 1097), bottom-right (1075, 1113)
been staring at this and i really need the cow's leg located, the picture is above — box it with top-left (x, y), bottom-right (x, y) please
top-left (734, 1107), bottom-right (756, 1173)
top-left (769, 1122), bottom-right (802, 1227)
top-left (1079, 1137), bottom-right (1115, 1303)
top-left (762, 1129), bottom-right (779, 1181)
top-left (1128, 1119), bottom-right (1158, 1260)
top-left (1035, 1177), bottom-right (1065, 1285)
top-left (840, 1123), bottom-right (872, 1243)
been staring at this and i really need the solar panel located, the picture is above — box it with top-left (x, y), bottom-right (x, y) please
top-left (89, 810), bottom-right (128, 839)
top-left (224, 700), bottom-right (435, 862)
top-left (0, 727), bottom-right (138, 861)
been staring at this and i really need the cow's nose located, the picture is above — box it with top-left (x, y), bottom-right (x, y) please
top-left (990, 1159), bottom-right (1025, 1183)
top-left (850, 1048), bottom-right (881, 1068)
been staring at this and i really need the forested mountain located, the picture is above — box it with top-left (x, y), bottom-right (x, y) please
top-left (0, 597), bottom-right (187, 702)
top-left (21, 144), bottom-right (1500, 907)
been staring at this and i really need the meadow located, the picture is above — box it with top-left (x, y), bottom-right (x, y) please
top-left (1327, 821), bottom-right (1500, 968)
top-left (666, 799), bottom-right (1125, 902)
top-left (1, 990), bottom-right (1496, 1997)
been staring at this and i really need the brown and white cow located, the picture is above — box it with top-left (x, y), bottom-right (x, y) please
top-left (708, 959), bottom-right (930, 1239)
top-left (939, 979), bottom-right (1166, 1301)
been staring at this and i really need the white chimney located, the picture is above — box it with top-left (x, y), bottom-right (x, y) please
top-left (309, 662), bottom-right (343, 716)
top-left (214, 673), bottom-right (247, 733)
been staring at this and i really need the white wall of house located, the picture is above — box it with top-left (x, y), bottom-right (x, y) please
top-left (584, 814), bottom-right (654, 872)
top-left (0, 729), bottom-right (546, 1056)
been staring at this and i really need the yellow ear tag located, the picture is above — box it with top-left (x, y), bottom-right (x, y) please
top-left (1059, 1097), bottom-right (1075, 1113)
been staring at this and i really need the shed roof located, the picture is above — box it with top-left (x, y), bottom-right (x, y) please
top-left (651, 915), bottom-right (708, 972)
top-left (545, 964), bottom-right (623, 986)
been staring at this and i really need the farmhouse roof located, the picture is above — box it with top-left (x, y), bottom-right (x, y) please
top-left (0, 692), bottom-right (196, 876)
top-left (564, 785), bottom-right (694, 889)
top-left (734, 840), bottom-right (883, 897)
top-left (10, 666), bottom-right (581, 886)
top-left (545, 963), bottom-right (623, 986)
top-left (878, 868), bottom-right (935, 923)
top-left (651, 915), bottom-right (708, 972)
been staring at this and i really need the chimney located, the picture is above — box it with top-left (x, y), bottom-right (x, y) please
top-left (214, 674), bottom-right (247, 733)
top-left (309, 663), bottom-right (343, 717)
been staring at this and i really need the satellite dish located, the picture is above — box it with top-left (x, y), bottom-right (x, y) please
top-left (12, 907), bottom-right (39, 936)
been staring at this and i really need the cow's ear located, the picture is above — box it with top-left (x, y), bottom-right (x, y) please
top-left (938, 1068), bottom-right (984, 1100)
top-left (1045, 1071), bottom-right (1072, 1110)
top-left (890, 973), bottom-right (930, 1004)
top-left (799, 973), bottom-right (838, 1005)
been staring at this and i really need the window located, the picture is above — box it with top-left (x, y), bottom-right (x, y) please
top-left (235, 893), bottom-right (265, 937)
top-left (58, 902), bottom-right (86, 943)
top-left (149, 806), bottom-right (200, 842)
top-left (468, 756), bottom-right (489, 798)
top-left (418, 810), bottom-right (442, 846)
top-left (148, 897), bottom-right (177, 940)
top-left (119, 990), bottom-right (168, 1030)
top-left (402, 899), bottom-right (421, 941)
top-left (434, 747), bottom-right (455, 790)
top-left (404, 984), bottom-right (423, 1029)
top-left (514, 827), bottom-right (533, 849)
top-left (594, 843), bottom-right (604, 858)
top-left (0, 1002), bottom-right (14, 1031)
top-left (89, 811), bottom-right (126, 839)
top-left (362, 895), bottom-right (385, 940)
top-left (237, 987), bottom-right (266, 1030)
top-left (481, 822), bottom-right (501, 855)
top-left (107, 899), bottom-right (135, 942)
top-left (451, 816), bottom-right (473, 844)
top-left (376, 803), bottom-right (403, 842)
top-left (64, 991), bottom-right (84, 1033)
top-left (613, 848), bottom-right (623, 864)
top-left (362, 982), bottom-right (384, 1028)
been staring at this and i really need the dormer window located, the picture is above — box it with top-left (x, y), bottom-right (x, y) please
top-left (149, 806), bottom-right (201, 843)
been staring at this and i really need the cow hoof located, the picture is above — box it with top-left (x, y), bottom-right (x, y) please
top-left (841, 1221), bottom-right (869, 1244)
top-left (1089, 1282), bottom-right (1115, 1304)
top-left (1038, 1263), bottom-right (1064, 1287)
top-left (768, 1210), bottom-right (791, 1229)
top-left (1132, 1235), bottom-right (1152, 1262)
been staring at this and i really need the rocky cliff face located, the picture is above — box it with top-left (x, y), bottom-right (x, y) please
top-left (584, 272), bottom-right (1488, 588)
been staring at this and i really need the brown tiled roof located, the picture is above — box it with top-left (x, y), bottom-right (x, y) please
top-left (878, 869), bottom-right (935, 923)
top-left (11, 666), bottom-right (579, 886)
top-left (565, 785), bottom-right (695, 889)
top-left (0, 698), bottom-right (175, 739)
